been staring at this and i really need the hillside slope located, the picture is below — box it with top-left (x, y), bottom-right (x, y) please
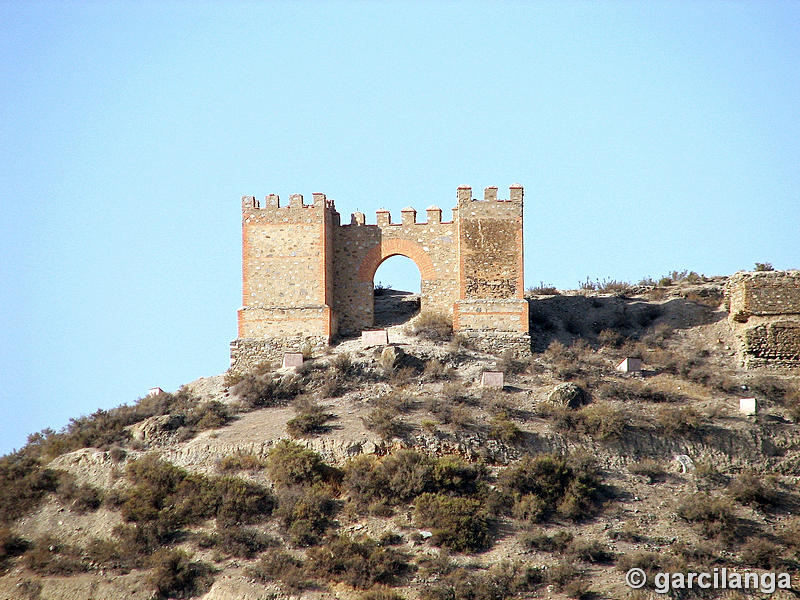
top-left (1, 277), bottom-right (799, 600)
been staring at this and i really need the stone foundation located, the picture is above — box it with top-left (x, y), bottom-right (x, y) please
top-left (457, 330), bottom-right (532, 357)
top-left (229, 336), bottom-right (328, 374)
top-left (727, 271), bottom-right (800, 369)
top-left (741, 320), bottom-right (800, 368)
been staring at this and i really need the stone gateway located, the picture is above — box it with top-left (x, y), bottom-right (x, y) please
top-left (230, 185), bottom-right (530, 371)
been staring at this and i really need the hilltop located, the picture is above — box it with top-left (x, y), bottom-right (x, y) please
top-left (1, 275), bottom-right (799, 600)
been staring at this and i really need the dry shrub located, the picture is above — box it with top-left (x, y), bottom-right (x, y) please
top-left (596, 379), bottom-right (684, 404)
top-left (360, 588), bottom-right (406, 600)
top-left (248, 550), bottom-right (312, 592)
top-left (287, 397), bottom-right (335, 438)
top-left (147, 548), bottom-right (215, 599)
top-left (488, 416), bottom-right (523, 444)
top-left (597, 328), bottom-right (624, 348)
top-left (120, 454), bottom-right (275, 552)
top-left (500, 454), bottom-right (604, 522)
top-left (84, 537), bottom-right (128, 571)
top-left (0, 527), bottom-right (29, 571)
top-left (407, 311), bottom-right (452, 341)
top-left (390, 366), bottom-right (417, 386)
top-left (232, 372), bottom-right (304, 409)
top-left (544, 561), bottom-right (583, 590)
top-left (423, 359), bottom-right (454, 381)
top-left (266, 440), bottom-right (332, 488)
top-left (56, 473), bottom-right (103, 513)
top-left (376, 391), bottom-right (415, 412)
top-left (727, 470), bottom-right (780, 509)
top-left (575, 403), bottom-right (628, 441)
top-left (343, 451), bottom-right (486, 509)
top-left (363, 407), bottom-right (404, 440)
top-left (331, 353), bottom-right (359, 377)
top-left (495, 350), bottom-right (526, 374)
top-left (670, 540), bottom-right (716, 564)
top-left (217, 453), bottom-right (267, 473)
top-left (521, 529), bottom-right (573, 553)
top-left (676, 493), bottom-right (738, 540)
top-left (419, 562), bottom-right (543, 600)
top-left (739, 537), bottom-right (785, 569)
top-left (527, 282), bottom-right (560, 295)
top-left (656, 406), bottom-right (703, 437)
top-left (275, 484), bottom-right (338, 546)
top-left (440, 382), bottom-right (469, 403)
top-left (24, 535), bottom-right (85, 575)
top-left (628, 459), bottom-right (667, 483)
top-left (779, 518), bottom-right (800, 549)
top-left (307, 534), bottom-right (411, 588)
top-left (210, 526), bottom-right (278, 558)
top-left (616, 550), bottom-right (682, 583)
top-left (694, 459), bottom-right (727, 485)
top-left (414, 493), bottom-right (494, 552)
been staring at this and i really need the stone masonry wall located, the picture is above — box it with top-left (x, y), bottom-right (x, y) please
top-left (333, 208), bottom-right (458, 334)
top-left (727, 271), bottom-right (800, 368)
top-left (238, 194), bottom-right (333, 341)
top-left (728, 271), bottom-right (800, 319)
top-left (230, 336), bottom-right (328, 374)
top-left (454, 185), bottom-right (528, 333)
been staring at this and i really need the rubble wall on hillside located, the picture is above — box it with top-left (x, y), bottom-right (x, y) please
top-left (727, 271), bottom-right (800, 368)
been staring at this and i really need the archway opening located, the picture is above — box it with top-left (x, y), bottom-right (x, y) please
top-left (373, 255), bottom-right (421, 328)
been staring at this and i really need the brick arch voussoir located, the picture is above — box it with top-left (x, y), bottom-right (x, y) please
top-left (356, 238), bottom-right (437, 283)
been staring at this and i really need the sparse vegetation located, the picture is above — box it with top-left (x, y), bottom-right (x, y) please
top-left (3, 274), bottom-right (800, 599)
top-left (414, 493), bottom-right (494, 551)
top-left (147, 548), bottom-right (215, 599)
top-left (118, 454), bottom-right (275, 555)
top-left (232, 372), bottom-right (304, 409)
top-left (307, 534), bottom-right (411, 588)
top-left (275, 483), bottom-right (338, 546)
top-left (407, 311), bottom-right (453, 341)
top-left (0, 452), bottom-right (59, 523)
top-left (287, 396), bottom-right (335, 437)
top-left (266, 439), bottom-right (333, 488)
top-left (727, 470), bottom-right (780, 509)
top-left (500, 454), bottom-right (604, 522)
top-left (248, 550), bottom-right (312, 592)
top-left (217, 452), bottom-right (267, 473)
top-left (419, 562), bottom-right (543, 600)
top-left (628, 459), bottom-right (667, 483)
top-left (676, 493), bottom-right (739, 540)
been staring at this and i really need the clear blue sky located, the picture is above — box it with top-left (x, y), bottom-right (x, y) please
top-left (2, 1), bottom-right (799, 456)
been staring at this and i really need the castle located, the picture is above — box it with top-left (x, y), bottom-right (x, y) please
top-left (230, 185), bottom-right (531, 372)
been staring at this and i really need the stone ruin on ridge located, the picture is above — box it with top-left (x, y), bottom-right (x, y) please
top-left (230, 185), bottom-right (530, 372)
top-left (726, 270), bottom-right (800, 369)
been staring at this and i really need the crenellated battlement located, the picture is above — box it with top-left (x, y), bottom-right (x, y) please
top-left (457, 184), bottom-right (524, 205)
top-left (241, 193), bottom-right (337, 211)
top-left (344, 205), bottom-right (456, 227)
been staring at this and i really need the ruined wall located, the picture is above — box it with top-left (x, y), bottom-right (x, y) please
top-left (728, 271), bottom-right (800, 320)
top-left (727, 271), bottom-right (800, 368)
top-left (333, 207), bottom-right (458, 334)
